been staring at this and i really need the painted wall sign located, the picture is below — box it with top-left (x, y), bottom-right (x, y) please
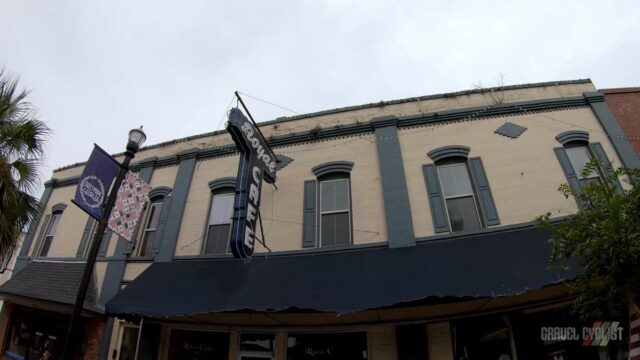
top-left (226, 108), bottom-right (277, 259)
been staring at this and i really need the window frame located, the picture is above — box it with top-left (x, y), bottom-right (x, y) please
top-left (318, 174), bottom-right (353, 248)
top-left (435, 161), bottom-right (483, 233)
top-left (201, 188), bottom-right (235, 255)
top-left (136, 200), bottom-right (163, 257)
top-left (563, 142), bottom-right (603, 186)
top-left (38, 211), bottom-right (62, 257)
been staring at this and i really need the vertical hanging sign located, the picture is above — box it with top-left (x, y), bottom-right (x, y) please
top-left (226, 108), bottom-right (277, 259)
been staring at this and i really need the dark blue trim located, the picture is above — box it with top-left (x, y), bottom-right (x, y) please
top-left (556, 130), bottom-right (589, 145)
top-left (155, 149), bottom-right (200, 262)
top-left (208, 177), bottom-right (236, 191)
top-left (51, 203), bottom-right (67, 213)
top-left (149, 186), bottom-right (172, 200)
top-left (427, 145), bottom-right (470, 162)
top-left (311, 161), bottom-right (354, 177)
top-left (373, 120), bottom-right (415, 248)
top-left (584, 92), bottom-right (640, 168)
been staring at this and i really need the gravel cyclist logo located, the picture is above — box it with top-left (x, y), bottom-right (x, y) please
top-left (540, 322), bottom-right (623, 346)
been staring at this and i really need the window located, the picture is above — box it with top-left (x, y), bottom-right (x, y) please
top-left (564, 145), bottom-right (600, 188)
top-left (137, 201), bottom-right (163, 257)
top-left (436, 162), bottom-right (482, 232)
top-left (424, 146), bottom-right (500, 233)
top-left (319, 177), bottom-right (351, 247)
top-left (203, 191), bottom-right (235, 254)
top-left (38, 213), bottom-right (61, 257)
top-left (303, 161), bottom-right (355, 248)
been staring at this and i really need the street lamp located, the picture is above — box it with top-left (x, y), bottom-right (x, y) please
top-left (61, 127), bottom-right (146, 359)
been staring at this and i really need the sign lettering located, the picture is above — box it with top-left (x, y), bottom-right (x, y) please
top-left (226, 108), bottom-right (277, 259)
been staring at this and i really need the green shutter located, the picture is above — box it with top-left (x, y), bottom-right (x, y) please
top-left (151, 197), bottom-right (172, 255)
top-left (590, 142), bottom-right (624, 194)
top-left (468, 157), bottom-right (500, 226)
top-left (32, 214), bottom-right (51, 256)
top-left (554, 147), bottom-right (583, 207)
top-left (302, 180), bottom-right (317, 248)
top-left (422, 164), bottom-right (449, 233)
top-left (77, 218), bottom-right (95, 257)
top-left (99, 229), bottom-right (112, 256)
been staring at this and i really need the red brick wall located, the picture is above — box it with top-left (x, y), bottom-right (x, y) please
top-left (82, 318), bottom-right (105, 360)
top-left (601, 88), bottom-right (640, 156)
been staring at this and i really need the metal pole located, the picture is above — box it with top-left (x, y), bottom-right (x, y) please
top-left (234, 91), bottom-right (276, 157)
top-left (61, 152), bottom-right (134, 359)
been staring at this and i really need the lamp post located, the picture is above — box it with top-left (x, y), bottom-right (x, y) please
top-left (61, 127), bottom-right (146, 359)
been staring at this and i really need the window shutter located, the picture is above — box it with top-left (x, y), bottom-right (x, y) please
top-left (302, 180), bottom-right (317, 247)
top-left (554, 147), bottom-right (583, 206)
top-left (422, 164), bottom-right (449, 233)
top-left (99, 230), bottom-right (112, 256)
top-left (468, 157), bottom-right (501, 226)
top-left (32, 214), bottom-right (51, 256)
top-left (590, 142), bottom-right (624, 194)
top-left (77, 219), bottom-right (95, 257)
top-left (152, 197), bottom-right (172, 255)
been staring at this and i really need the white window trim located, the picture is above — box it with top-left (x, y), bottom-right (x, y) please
top-left (436, 162), bottom-right (482, 231)
top-left (137, 201), bottom-right (163, 256)
top-left (203, 191), bottom-right (235, 254)
top-left (38, 213), bottom-right (61, 257)
top-left (318, 178), bottom-right (351, 247)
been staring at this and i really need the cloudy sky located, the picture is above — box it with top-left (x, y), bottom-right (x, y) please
top-left (2, 0), bottom-right (639, 193)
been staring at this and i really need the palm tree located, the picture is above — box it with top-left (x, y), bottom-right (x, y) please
top-left (0, 69), bottom-right (49, 260)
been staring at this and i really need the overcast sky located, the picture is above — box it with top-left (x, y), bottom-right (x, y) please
top-left (2, 0), bottom-right (639, 194)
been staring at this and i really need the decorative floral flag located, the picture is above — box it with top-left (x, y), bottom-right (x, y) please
top-left (108, 171), bottom-right (150, 241)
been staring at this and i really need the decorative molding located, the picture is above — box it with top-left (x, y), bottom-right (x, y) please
top-left (50, 95), bottom-right (597, 187)
top-left (208, 177), bottom-right (236, 192)
top-left (370, 115), bottom-right (399, 128)
top-left (555, 130), bottom-right (589, 145)
top-left (427, 145), bottom-right (470, 162)
top-left (495, 122), bottom-right (527, 139)
top-left (177, 148), bottom-right (200, 160)
top-left (149, 186), bottom-right (172, 199)
top-left (583, 91), bottom-right (605, 104)
top-left (312, 161), bottom-right (354, 178)
top-left (52, 203), bottom-right (68, 213)
top-left (275, 154), bottom-right (294, 171)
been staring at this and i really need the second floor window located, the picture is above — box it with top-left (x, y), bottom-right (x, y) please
top-left (203, 192), bottom-right (235, 255)
top-left (564, 145), bottom-right (600, 188)
top-left (138, 201), bottom-right (163, 257)
top-left (39, 212), bottom-right (61, 257)
top-left (436, 162), bottom-right (481, 232)
top-left (319, 177), bottom-right (351, 247)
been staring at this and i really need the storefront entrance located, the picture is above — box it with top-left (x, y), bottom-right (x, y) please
top-left (3, 306), bottom-right (71, 360)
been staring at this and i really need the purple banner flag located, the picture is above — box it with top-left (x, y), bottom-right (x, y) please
top-left (73, 145), bottom-right (121, 221)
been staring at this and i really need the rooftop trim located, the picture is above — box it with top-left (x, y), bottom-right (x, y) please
top-left (54, 79), bottom-right (592, 173)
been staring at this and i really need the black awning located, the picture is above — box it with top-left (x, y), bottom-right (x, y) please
top-left (0, 260), bottom-right (102, 313)
top-left (106, 226), bottom-right (575, 317)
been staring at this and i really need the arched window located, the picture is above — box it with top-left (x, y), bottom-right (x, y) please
top-left (423, 146), bottom-right (500, 233)
top-left (35, 203), bottom-right (67, 257)
top-left (304, 161), bottom-right (354, 248)
top-left (202, 178), bottom-right (236, 255)
top-left (136, 186), bottom-right (171, 257)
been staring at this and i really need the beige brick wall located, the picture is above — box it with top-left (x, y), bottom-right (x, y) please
top-left (368, 326), bottom-right (398, 360)
top-left (427, 322), bottom-right (454, 360)
top-left (400, 107), bottom-right (623, 238)
top-left (122, 262), bottom-right (152, 282)
top-left (29, 185), bottom-right (88, 257)
top-left (176, 133), bottom-right (386, 255)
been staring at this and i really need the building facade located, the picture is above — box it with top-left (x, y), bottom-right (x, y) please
top-left (601, 87), bottom-right (640, 156)
top-left (0, 79), bottom-right (637, 360)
